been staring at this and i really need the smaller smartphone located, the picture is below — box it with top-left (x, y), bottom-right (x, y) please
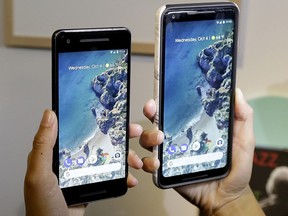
top-left (154, 2), bottom-right (239, 188)
top-left (52, 27), bottom-right (131, 205)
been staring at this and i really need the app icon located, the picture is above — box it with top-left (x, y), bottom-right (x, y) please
top-left (180, 144), bottom-right (188, 153)
top-left (216, 138), bottom-right (224, 147)
top-left (77, 156), bottom-right (85, 166)
top-left (192, 141), bottom-right (201, 151)
top-left (168, 160), bottom-right (174, 167)
top-left (167, 145), bottom-right (176, 155)
top-left (64, 157), bottom-right (72, 168)
top-left (64, 171), bottom-right (71, 179)
top-left (114, 151), bottom-right (122, 160)
top-left (88, 155), bottom-right (97, 164)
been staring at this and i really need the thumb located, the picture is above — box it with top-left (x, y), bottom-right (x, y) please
top-left (234, 88), bottom-right (253, 122)
top-left (232, 88), bottom-right (255, 176)
top-left (233, 88), bottom-right (254, 145)
top-left (27, 110), bottom-right (58, 174)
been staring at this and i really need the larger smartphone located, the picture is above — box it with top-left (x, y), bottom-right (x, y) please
top-left (154, 3), bottom-right (239, 188)
top-left (52, 28), bottom-right (131, 205)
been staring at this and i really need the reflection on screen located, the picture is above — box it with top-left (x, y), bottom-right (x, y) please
top-left (58, 49), bottom-right (128, 188)
top-left (162, 19), bottom-right (234, 177)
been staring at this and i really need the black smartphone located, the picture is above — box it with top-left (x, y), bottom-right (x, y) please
top-left (52, 28), bottom-right (131, 205)
top-left (153, 3), bottom-right (239, 188)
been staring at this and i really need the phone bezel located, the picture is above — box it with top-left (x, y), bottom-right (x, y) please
top-left (52, 28), bottom-right (131, 205)
top-left (157, 3), bottom-right (239, 188)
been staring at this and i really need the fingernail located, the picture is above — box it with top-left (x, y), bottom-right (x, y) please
top-left (136, 124), bottom-right (143, 133)
top-left (130, 177), bottom-right (139, 187)
top-left (137, 159), bottom-right (144, 169)
top-left (157, 131), bottom-right (164, 143)
top-left (134, 153), bottom-right (144, 168)
top-left (41, 110), bottom-right (54, 126)
top-left (149, 99), bottom-right (156, 106)
top-left (236, 88), bottom-right (244, 100)
top-left (153, 158), bottom-right (160, 169)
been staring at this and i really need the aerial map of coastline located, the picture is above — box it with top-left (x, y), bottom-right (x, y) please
top-left (163, 20), bottom-right (234, 177)
top-left (58, 50), bottom-right (128, 188)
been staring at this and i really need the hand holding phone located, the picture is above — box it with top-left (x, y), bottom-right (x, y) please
top-left (140, 90), bottom-right (264, 216)
top-left (52, 28), bottom-right (131, 205)
top-left (154, 3), bottom-right (239, 188)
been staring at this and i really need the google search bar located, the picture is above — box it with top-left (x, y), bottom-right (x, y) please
top-left (63, 162), bottom-right (122, 179)
top-left (167, 152), bottom-right (223, 168)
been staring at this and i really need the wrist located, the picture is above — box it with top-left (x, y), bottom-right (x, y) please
top-left (208, 187), bottom-right (265, 216)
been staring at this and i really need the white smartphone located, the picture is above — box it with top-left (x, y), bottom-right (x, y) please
top-left (154, 2), bottom-right (239, 188)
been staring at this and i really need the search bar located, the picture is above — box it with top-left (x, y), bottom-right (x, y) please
top-left (63, 162), bottom-right (122, 179)
top-left (167, 152), bottom-right (223, 168)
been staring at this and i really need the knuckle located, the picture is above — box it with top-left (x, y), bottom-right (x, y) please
top-left (24, 172), bottom-right (40, 190)
top-left (33, 133), bottom-right (48, 149)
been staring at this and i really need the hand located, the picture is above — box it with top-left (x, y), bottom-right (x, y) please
top-left (24, 110), bottom-right (143, 216)
top-left (140, 88), bottom-right (265, 216)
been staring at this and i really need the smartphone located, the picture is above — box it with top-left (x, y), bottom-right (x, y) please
top-left (52, 28), bottom-right (131, 205)
top-left (154, 3), bottom-right (239, 188)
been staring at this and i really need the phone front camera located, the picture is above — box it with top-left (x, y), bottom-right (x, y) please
top-left (66, 39), bottom-right (71, 44)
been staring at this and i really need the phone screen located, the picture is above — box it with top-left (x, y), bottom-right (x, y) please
top-left (160, 8), bottom-right (236, 180)
top-left (57, 49), bottom-right (128, 188)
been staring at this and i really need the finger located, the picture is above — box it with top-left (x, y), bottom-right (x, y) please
top-left (140, 129), bottom-right (164, 151)
top-left (27, 110), bottom-right (58, 174)
top-left (231, 88), bottom-right (255, 179)
top-left (234, 88), bottom-right (254, 122)
top-left (68, 205), bottom-right (87, 216)
top-left (233, 88), bottom-right (255, 147)
top-left (128, 149), bottom-right (143, 169)
top-left (129, 123), bottom-right (143, 139)
top-left (142, 157), bottom-right (160, 173)
top-left (143, 99), bottom-right (157, 123)
top-left (127, 173), bottom-right (138, 188)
